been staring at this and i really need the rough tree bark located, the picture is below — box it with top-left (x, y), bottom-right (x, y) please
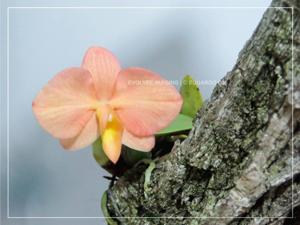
top-left (106, 0), bottom-right (300, 224)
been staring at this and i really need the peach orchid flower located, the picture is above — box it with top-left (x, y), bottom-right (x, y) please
top-left (32, 47), bottom-right (182, 163)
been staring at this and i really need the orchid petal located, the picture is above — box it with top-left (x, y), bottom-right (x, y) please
top-left (82, 47), bottom-right (121, 100)
top-left (110, 68), bottom-right (183, 137)
top-left (122, 130), bottom-right (155, 152)
top-left (60, 113), bottom-right (99, 150)
top-left (32, 68), bottom-right (98, 139)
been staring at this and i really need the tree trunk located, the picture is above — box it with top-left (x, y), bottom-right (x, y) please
top-left (106, 0), bottom-right (300, 224)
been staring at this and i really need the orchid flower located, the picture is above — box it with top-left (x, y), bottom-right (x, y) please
top-left (32, 47), bottom-right (182, 163)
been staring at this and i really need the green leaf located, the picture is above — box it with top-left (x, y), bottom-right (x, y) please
top-left (180, 75), bottom-right (204, 118)
top-left (122, 147), bottom-right (152, 167)
top-left (92, 138), bottom-right (110, 167)
top-left (101, 191), bottom-right (118, 225)
top-left (156, 114), bottom-right (193, 135)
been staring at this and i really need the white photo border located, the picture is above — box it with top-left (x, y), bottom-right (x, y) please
top-left (4, 6), bottom-right (294, 220)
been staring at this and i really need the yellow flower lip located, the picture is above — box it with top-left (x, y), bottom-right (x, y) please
top-left (94, 105), bottom-right (123, 164)
top-left (100, 112), bottom-right (123, 164)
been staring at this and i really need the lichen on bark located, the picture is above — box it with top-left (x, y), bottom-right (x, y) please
top-left (105, 0), bottom-right (300, 224)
